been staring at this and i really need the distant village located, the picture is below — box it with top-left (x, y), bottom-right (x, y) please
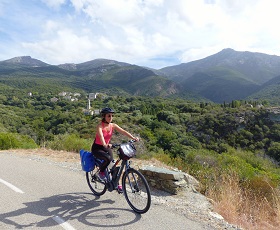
top-left (28, 91), bottom-right (101, 115)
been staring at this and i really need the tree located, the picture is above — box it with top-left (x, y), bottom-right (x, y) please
top-left (155, 128), bottom-right (177, 151)
top-left (267, 142), bottom-right (280, 162)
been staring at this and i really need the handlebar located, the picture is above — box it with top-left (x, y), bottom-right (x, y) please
top-left (111, 139), bottom-right (136, 149)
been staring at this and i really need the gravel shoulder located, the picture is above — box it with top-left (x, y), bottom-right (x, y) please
top-left (0, 148), bottom-right (241, 230)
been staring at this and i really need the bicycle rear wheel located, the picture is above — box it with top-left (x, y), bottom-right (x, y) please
top-left (86, 167), bottom-right (106, 196)
top-left (122, 168), bottom-right (151, 214)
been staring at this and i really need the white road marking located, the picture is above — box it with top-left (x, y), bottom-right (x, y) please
top-left (0, 178), bottom-right (24, 193)
top-left (52, 216), bottom-right (76, 230)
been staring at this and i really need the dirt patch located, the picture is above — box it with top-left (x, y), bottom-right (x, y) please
top-left (0, 148), bottom-right (80, 163)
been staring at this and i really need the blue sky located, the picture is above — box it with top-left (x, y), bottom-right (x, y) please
top-left (0, 0), bottom-right (279, 69)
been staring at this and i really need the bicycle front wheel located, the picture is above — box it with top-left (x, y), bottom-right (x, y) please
top-left (122, 168), bottom-right (151, 214)
top-left (86, 167), bottom-right (106, 196)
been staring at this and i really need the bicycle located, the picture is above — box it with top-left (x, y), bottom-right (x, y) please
top-left (85, 140), bottom-right (151, 214)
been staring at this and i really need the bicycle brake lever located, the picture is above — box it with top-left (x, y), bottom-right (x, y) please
top-left (112, 144), bottom-right (119, 148)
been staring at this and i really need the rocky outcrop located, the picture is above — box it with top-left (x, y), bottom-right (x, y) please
top-left (139, 166), bottom-right (200, 195)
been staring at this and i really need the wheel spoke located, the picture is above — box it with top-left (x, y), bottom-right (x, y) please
top-left (86, 168), bottom-right (106, 196)
top-left (123, 169), bottom-right (151, 213)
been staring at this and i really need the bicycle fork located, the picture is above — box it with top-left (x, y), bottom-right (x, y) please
top-left (122, 161), bottom-right (140, 193)
top-left (127, 170), bottom-right (140, 193)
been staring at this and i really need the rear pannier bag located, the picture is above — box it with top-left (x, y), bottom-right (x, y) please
top-left (80, 149), bottom-right (95, 172)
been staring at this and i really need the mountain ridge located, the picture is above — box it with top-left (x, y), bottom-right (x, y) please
top-left (160, 48), bottom-right (280, 84)
top-left (2, 56), bottom-right (50, 67)
top-left (1, 48), bottom-right (280, 104)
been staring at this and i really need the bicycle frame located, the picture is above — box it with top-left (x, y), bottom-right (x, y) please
top-left (93, 156), bottom-right (130, 191)
top-left (106, 158), bottom-right (131, 192)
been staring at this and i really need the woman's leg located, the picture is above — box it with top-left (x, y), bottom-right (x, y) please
top-left (91, 144), bottom-right (113, 172)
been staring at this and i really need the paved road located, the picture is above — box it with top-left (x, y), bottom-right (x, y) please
top-left (0, 152), bottom-right (214, 230)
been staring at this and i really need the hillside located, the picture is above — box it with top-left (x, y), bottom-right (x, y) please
top-left (0, 57), bottom-right (181, 98)
top-left (1, 56), bottom-right (49, 68)
top-left (159, 48), bottom-right (280, 103)
top-left (247, 74), bottom-right (280, 104)
top-left (181, 69), bottom-right (260, 103)
top-left (160, 48), bottom-right (280, 84)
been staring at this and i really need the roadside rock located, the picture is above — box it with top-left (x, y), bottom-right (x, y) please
top-left (139, 166), bottom-right (200, 194)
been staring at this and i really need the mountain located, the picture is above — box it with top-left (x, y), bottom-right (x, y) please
top-left (160, 48), bottom-right (280, 84)
top-left (0, 56), bottom-right (182, 98)
top-left (159, 48), bottom-right (280, 103)
top-left (1, 56), bottom-right (49, 68)
top-left (58, 58), bottom-right (130, 71)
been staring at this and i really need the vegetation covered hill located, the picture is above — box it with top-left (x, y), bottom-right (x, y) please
top-left (180, 68), bottom-right (260, 102)
top-left (160, 48), bottom-right (280, 84)
top-left (0, 57), bottom-right (182, 99)
top-left (2, 56), bottom-right (49, 67)
top-left (160, 48), bottom-right (280, 104)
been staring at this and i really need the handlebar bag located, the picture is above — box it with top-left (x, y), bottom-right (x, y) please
top-left (118, 143), bottom-right (136, 160)
top-left (80, 149), bottom-right (95, 172)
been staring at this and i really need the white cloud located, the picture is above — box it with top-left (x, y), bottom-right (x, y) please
top-left (41, 0), bottom-right (67, 9)
top-left (86, 1), bottom-right (147, 28)
top-left (1, 0), bottom-right (280, 68)
top-left (22, 28), bottom-right (95, 64)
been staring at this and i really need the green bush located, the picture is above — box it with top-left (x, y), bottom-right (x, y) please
top-left (218, 154), bottom-right (259, 180)
top-left (46, 134), bottom-right (92, 152)
top-left (0, 132), bottom-right (37, 149)
top-left (268, 142), bottom-right (280, 162)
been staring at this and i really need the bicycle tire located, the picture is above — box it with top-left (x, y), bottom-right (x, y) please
top-left (122, 168), bottom-right (151, 214)
top-left (86, 168), bottom-right (107, 196)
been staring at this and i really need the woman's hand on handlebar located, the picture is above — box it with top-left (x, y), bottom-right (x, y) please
top-left (131, 137), bottom-right (140, 142)
top-left (103, 144), bottom-right (112, 148)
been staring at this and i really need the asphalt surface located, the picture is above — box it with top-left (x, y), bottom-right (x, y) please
top-left (0, 152), bottom-right (215, 230)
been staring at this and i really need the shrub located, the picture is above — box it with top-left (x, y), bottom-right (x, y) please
top-left (0, 132), bottom-right (37, 149)
top-left (268, 142), bottom-right (280, 162)
top-left (46, 134), bottom-right (92, 152)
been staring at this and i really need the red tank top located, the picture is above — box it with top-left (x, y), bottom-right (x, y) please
top-left (95, 122), bottom-right (113, 145)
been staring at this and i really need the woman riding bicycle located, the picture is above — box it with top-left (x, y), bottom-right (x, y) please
top-left (91, 107), bottom-right (139, 183)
